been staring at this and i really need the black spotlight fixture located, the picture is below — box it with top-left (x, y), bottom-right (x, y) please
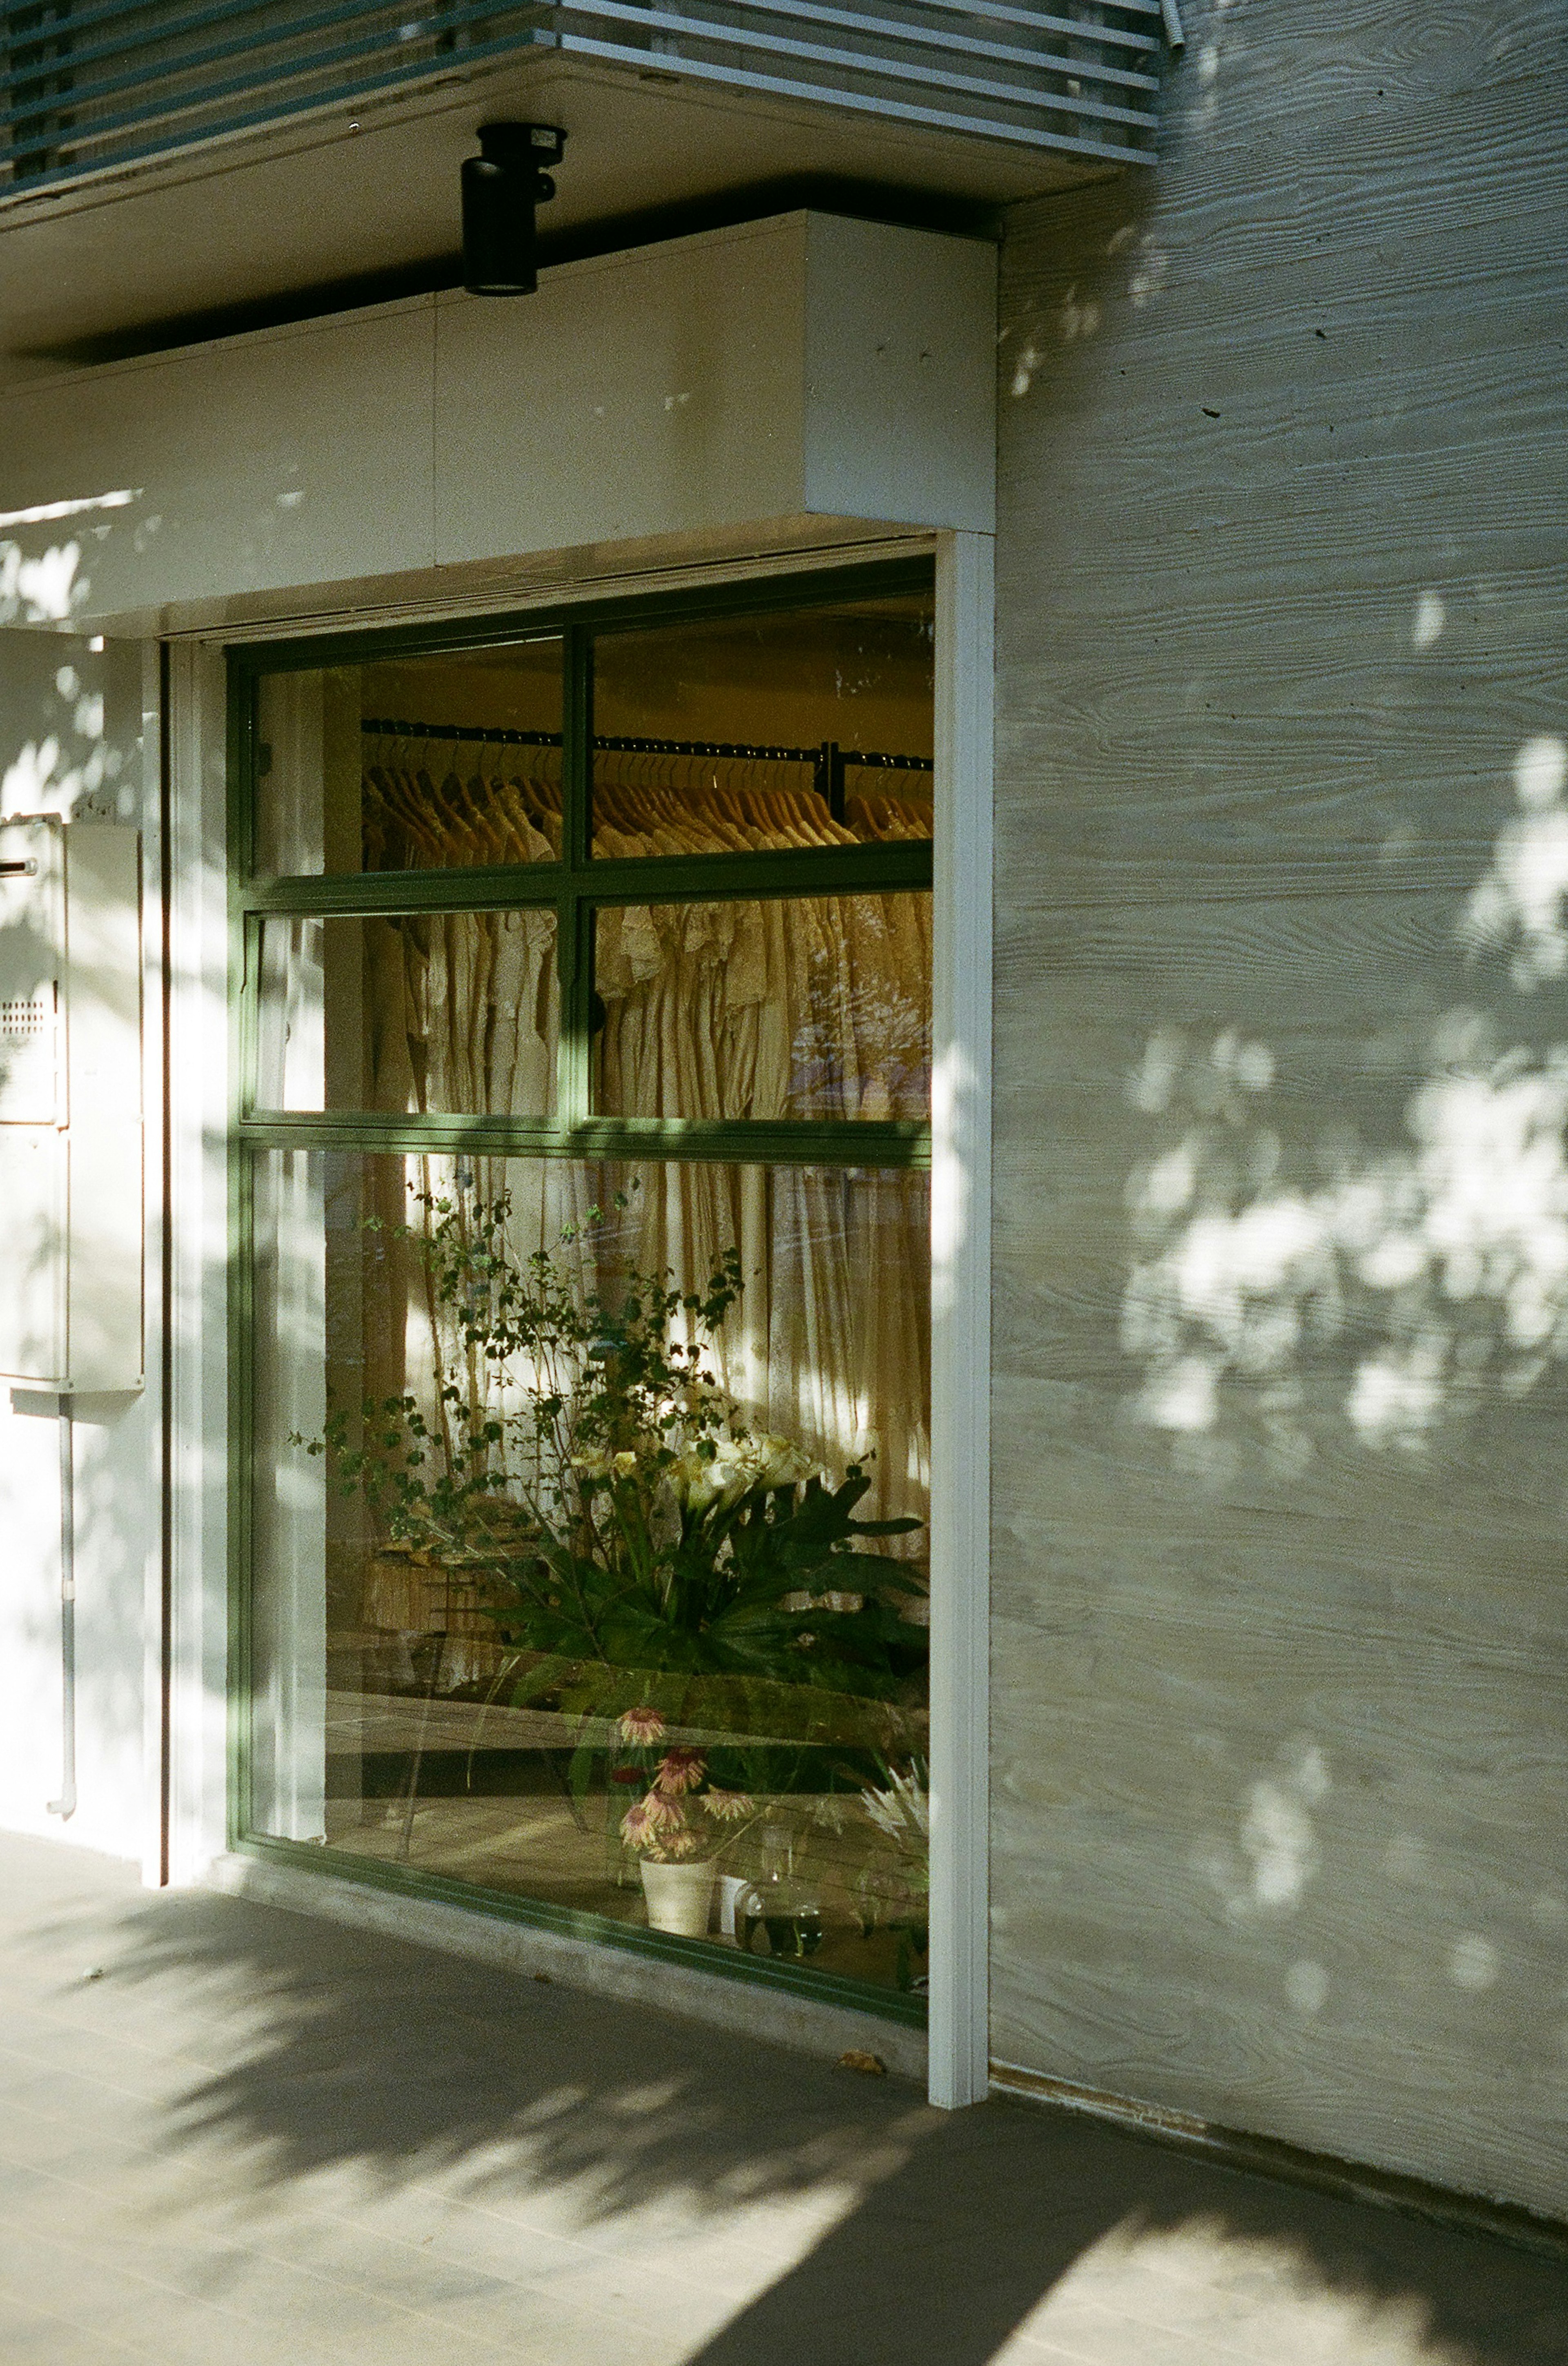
top-left (461, 121), bottom-right (566, 296)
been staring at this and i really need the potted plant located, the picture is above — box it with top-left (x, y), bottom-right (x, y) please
top-left (311, 1182), bottom-right (928, 1751)
top-left (612, 1709), bottom-right (756, 1934)
top-left (858, 1759), bottom-right (931, 1991)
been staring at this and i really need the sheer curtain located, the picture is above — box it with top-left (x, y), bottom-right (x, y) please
top-left (324, 749), bottom-right (932, 1653)
top-left (592, 752), bottom-right (929, 1544)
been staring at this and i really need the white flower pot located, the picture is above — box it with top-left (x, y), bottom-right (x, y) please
top-left (640, 1858), bottom-right (718, 1938)
top-left (716, 1872), bottom-right (752, 1941)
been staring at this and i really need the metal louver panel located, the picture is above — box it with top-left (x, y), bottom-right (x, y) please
top-left (0, 0), bottom-right (1169, 200)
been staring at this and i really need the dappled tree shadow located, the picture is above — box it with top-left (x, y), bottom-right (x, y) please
top-left (35, 1878), bottom-right (1568, 2365)
top-left (1121, 734), bottom-right (1568, 1474)
top-left (79, 1882), bottom-right (929, 2221)
top-left (686, 2099), bottom-right (1568, 2366)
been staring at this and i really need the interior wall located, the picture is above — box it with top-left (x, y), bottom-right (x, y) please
top-left (990, 0), bottom-right (1568, 2214)
top-left (0, 628), bottom-right (154, 1862)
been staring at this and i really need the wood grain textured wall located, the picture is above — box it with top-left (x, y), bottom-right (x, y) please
top-left (991, 0), bottom-right (1568, 2216)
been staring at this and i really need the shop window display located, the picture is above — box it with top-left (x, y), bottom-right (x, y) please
top-left (237, 568), bottom-right (934, 2007)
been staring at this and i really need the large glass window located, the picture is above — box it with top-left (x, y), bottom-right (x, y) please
top-left (234, 566), bottom-right (934, 2013)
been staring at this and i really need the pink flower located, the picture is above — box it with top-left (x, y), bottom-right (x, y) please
top-left (618, 1705), bottom-right (667, 1747)
top-left (621, 1791), bottom-right (688, 1853)
top-left (704, 1789), bottom-right (753, 1823)
top-left (620, 1799), bottom-right (659, 1850)
top-left (654, 1747), bottom-right (706, 1796)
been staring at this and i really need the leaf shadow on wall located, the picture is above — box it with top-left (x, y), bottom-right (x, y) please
top-left (1121, 735), bottom-right (1568, 1479)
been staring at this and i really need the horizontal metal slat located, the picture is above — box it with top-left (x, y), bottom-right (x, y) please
top-left (913, 0), bottom-right (1159, 53)
top-left (634, 0), bottom-right (1161, 93)
top-left (5, 24), bottom-right (552, 160)
top-left (1, 0), bottom-right (1160, 66)
top-left (915, 0), bottom-right (1160, 41)
top-left (3, 0), bottom-right (445, 109)
top-left (556, 28), bottom-right (1157, 157)
top-left (6, 0), bottom-right (297, 66)
top-left (555, 0), bottom-right (1159, 134)
top-left (2, 0), bottom-right (1170, 194)
top-left (2, 0), bottom-right (548, 140)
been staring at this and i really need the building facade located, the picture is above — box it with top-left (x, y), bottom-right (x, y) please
top-left (1, 0), bottom-right (1565, 2227)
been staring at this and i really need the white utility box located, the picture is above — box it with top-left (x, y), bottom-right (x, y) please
top-left (0, 817), bottom-right (142, 1390)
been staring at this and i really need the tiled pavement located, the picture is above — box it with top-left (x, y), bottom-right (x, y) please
top-left (0, 1833), bottom-right (1565, 2364)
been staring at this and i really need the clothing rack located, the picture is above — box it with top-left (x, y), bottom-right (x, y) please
top-left (360, 718), bottom-right (933, 824)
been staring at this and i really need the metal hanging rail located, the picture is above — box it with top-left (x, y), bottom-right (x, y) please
top-left (361, 715), bottom-right (934, 772)
top-left (361, 714), bottom-right (933, 825)
top-left (2, 0), bottom-right (1173, 199)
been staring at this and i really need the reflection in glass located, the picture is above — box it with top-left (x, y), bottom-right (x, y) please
top-left (594, 895), bottom-right (930, 1121)
top-left (591, 596), bottom-right (934, 856)
top-left (249, 1153), bottom-right (930, 1994)
top-left (255, 912), bottom-right (557, 1117)
top-left (254, 639), bottom-right (564, 877)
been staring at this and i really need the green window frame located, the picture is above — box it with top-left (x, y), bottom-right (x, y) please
top-left (226, 556), bottom-right (935, 2026)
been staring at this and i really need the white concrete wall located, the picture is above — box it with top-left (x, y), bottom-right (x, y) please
top-left (991, 0), bottom-right (1568, 2218)
top-left (0, 205), bottom-right (996, 1889)
top-left (0, 628), bottom-right (157, 1865)
top-left (0, 214), bottom-right (995, 631)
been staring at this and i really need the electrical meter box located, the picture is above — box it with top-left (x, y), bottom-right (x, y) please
top-left (0, 816), bottom-right (142, 1391)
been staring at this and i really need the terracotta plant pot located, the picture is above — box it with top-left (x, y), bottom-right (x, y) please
top-left (639, 1858), bottom-right (718, 1937)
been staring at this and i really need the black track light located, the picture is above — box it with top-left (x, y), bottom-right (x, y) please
top-left (460, 122), bottom-right (566, 296)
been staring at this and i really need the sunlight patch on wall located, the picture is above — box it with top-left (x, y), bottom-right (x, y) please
top-left (1195, 1740), bottom-right (1328, 1926)
top-left (1461, 735), bottom-right (1568, 989)
top-left (1121, 738), bottom-right (1568, 1470)
top-left (1450, 1933), bottom-right (1501, 1993)
top-left (0, 490), bottom-right (139, 532)
top-left (0, 540), bottom-right (85, 626)
top-left (1285, 1957), bottom-right (1330, 2014)
top-left (0, 642), bottom-right (130, 823)
top-left (1411, 590), bottom-right (1446, 650)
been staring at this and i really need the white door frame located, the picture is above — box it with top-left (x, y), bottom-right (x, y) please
top-left (929, 528), bottom-right (994, 2108)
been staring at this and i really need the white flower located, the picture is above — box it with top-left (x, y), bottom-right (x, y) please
top-left (667, 1427), bottom-right (811, 1514)
top-left (668, 1446), bottom-right (724, 1511)
top-left (752, 1433), bottom-right (812, 1490)
top-left (861, 1765), bottom-right (930, 1847)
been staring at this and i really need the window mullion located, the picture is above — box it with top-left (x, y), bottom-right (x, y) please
top-left (238, 839), bottom-right (932, 915)
top-left (558, 620), bottom-right (594, 1124)
top-left (233, 1113), bottom-right (931, 1167)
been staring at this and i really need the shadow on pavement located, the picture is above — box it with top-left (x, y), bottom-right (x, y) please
top-left (40, 1877), bottom-right (1568, 2366)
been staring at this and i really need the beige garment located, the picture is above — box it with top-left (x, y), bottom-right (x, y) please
top-left (587, 779), bottom-right (931, 1537)
top-left (347, 753), bottom-right (931, 1659)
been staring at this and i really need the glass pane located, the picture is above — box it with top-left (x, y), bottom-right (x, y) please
top-left (590, 594), bottom-right (933, 856)
top-left (249, 1152), bottom-right (930, 1998)
top-left (595, 894), bottom-right (930, 1121)
top-left (254, 912), bottom-right (558, 1117)
top-left (254, 639), bottom-right (564, 877)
